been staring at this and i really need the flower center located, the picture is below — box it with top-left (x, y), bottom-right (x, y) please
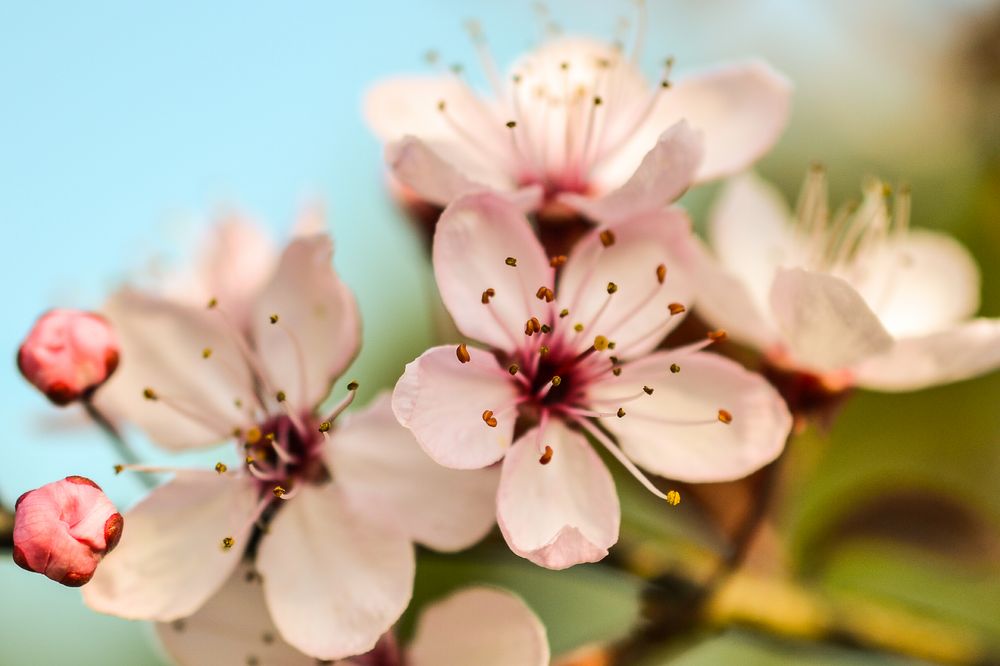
top-left (241, 413), bottom-right (327, 495)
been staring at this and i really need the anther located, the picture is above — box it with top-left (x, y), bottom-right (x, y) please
top-left (668, 303), bottom-right (686, 315)
top-left (221, 537), bottom-right (235, 550)
top-left (574, 323), bottom-right (584, 332)
top-left (599, 229), bottom-right (616, 247)
top-left (481, 288), bottom-right (495, 304)
top-left (508, 363), bottom-right (519, 375)
top-left (456, 343), bottom-right (471, 364)
top-left (506, 120), bottom-right (517, 129)
top-left (594, 96), bottom-right (603, 106)
top-left (559, 308), bottom-right (569, 318)
top-left (540, 324), bottom-right (552, 333)
top-left (437, 99), bottom-right (447, 111)
top-left (560, 61), bottom-right (569, 71)
top-left (207, 297), bottom-right (218, 309)
top-left (643, 386), bottom-right (654, 395)
top-left (550, 255), bottom-right (567, 268)
top-left (246, 427), bottom-right (262, 445)
top-left (666, 490), bottom-right (681, 506)
top-left (670, 364), bottom-right (681, 374)
top-left (612, 368), bottom-right (622, 376)
top-left (707, 329), bottom-right (728, 342)
top-left (505, 256), bottom-right (517, 267)
top-left (318, 421), bottom-right (331, 433)
top-left (539, 446), bottom-right (554, 465)
top-left (593, 335), bottom-right (610, 351)
top-left (482, 410), bottom-right (498, 428)
top-left (275, 391), bottom-right (286, 402)
top-left (273, 486), bottom-right (286, 498)
top-left (608, 341), bottom-right (616, 350)
top-left (606, 282), bottom-right (618, 294)
top-left (269, 314), bottom-right (279, 324)
top-left (617, 407), bottom-right (626, 418)
top-left (536, 286), bottom-right (554, 302)
top-left (202, 348), bottom-right (212, 359)
top-left (718, 409), bottom-right (733, 425)
top-left (347, 380), bottom-right (359, 391)
top-left (525, 317), bottom-right (541, 335)
top-left (539, 346), bottom-right (550, 356)
top-left (142, 387), bottom-right (157, 401)
top-left (113, 465), bottom-right (124, 475)
top-left (551, 376), bottom-right (562, 387)
top-left (656, 264), bottom-right (667, 284)
top-left (214, 462), bottom-right (227, 474)
top-left (660, 80), bottom-right (671, 88)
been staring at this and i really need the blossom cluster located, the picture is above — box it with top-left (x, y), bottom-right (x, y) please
top-left (9, 13), bottom-right (999, 666)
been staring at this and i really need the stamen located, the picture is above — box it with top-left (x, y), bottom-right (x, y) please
top-left (670, 363), bottom-right (680, 373)
top-left (717, 409), bottom-right (733, 425)
top-left (222, 537), bottom-right (235, 551)
top-left (599, 229), bottom-right (616, 247)
top-left (482, 409), bottom-right (498, 427)
top-left (668, 303), bottom-right (686, 315)
top-left (666, 490), bottom-right (681, 506)
top-left (559, 308), bottom-right (570, 318)
top-left (321, 381), bottom-right (359, 425)
top-left (549, 255), bottom-right (567, 268)
top-left (606, 282), bottom-right (618, 294)
top-left (505, 256), bottom-right (518, 267)
top-left (593, 335), bottom-right (610, 351)
top-left (456, 343), bottom-right (471, 364)
top-left (272, 318), bottom-right (309, 409)
top-left (539, 445), bottom-right (554, 465)
top-left (215, 462), bottom-right (228, 474)
top-left (536, 286), bottom-right (555, 302)
top-left (113, 463), bottom-right (214, 476)
top-left (574, 417), bottom-right (673, 501)
top-left (656, 264), bottom-right (667, 284)
top-left (481, 288), bottom-right (496, 304)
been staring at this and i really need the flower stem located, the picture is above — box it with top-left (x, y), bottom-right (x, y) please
top-left (81, 398), bottom-right (155, 490)
top-left (0, 500), bottom-right (13, 550)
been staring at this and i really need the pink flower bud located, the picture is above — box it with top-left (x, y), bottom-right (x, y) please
top-left (13, 476), bottom-right (124, 587)
top-left (17, 309), bottom-right (120, 405)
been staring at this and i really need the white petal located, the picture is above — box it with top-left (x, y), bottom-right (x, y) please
top-left (155, 563), bottom-right (313, 666)
top-left (770, 267), bottom-right (894, 372)
top-left (84, 472), bottom-right (259, 620)
top-left (257, 483), bottom-right (415, 661)
top-left (589, 352), bottom-right (791, 482)
top-left (708, 172), bottom-right (796, 315)
top-left (328, 393), bottom-right (499, 552)
top-left (559, 121), bottom-right (703, 226)
top-left (95, 289), bottom-right (254, 451)
top-left (251, 235), bottom-right (360, 412)
top-left (433, 192), bottom-right (553, 353)
top-left (364, 75), bottom-right (493, 145)
top-left (497, 421), bottom-right (619, 569)
top-left (673, 237), bottom-right (780, 352)
top-left (556, 209), bottom-right (695, 358)
top-left (852, 318), bottom-right (1000, 392)
top-left (600, 61), bottom-right (791, 186)
top-left (853, 229), bottom-right (981, 338)
top-left (393, 345), bottom-right (520, 470)
top-left (408, 587), bottom-right (549, 666)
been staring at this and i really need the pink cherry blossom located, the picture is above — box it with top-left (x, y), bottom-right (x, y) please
top-left (680, 169), bottom-right (1000, 394)
top-left (392, 192), bottom-right (792, 569)
top-left (156, 568), bottom-right (549, 666)
top-left (83, 232), bottom-right (499, 661)
top-left (12, 476), bottom-right (123, 587)
top-left (366, 26), bottom-right (790, 225)
top-left (18, 309), bottom-right (120, 406)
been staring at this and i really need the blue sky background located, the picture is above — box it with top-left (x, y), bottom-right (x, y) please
top-left (0, 1), bottom-right (995, 663)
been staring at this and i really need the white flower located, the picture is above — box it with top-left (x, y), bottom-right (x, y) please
top-left (682, 169), bottom-right (1000, 392)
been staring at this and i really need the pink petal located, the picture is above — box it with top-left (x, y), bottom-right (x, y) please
top-left (13, 476), bottom-right (122, 587)
top-left (852, 318), bottom-right (1000, 392)
top-left (155, 563), bottom-right (314, 666)
top-left (408, 587), bottom-right (549, 666)
top-left (559, 121), bottom-right (704, 226)
top-left (84, 472), bottom-right (259, 620)
top-left (497, 421), bottom-right (619, 569)
top-left (770, 267), bottom-right (894, 372)
top-left (853, 229), bottom-right (981, 338)
top-left (364, 75), bottom-right (493, 145)
top-left (393, 345), bottom-right (520, 469)
top-left (257, 483), bottom-right (414, 661)
top-left (95, 290), bottom-right (256, 451)
top-left (588, 351), bottom-right (791, 482)
top-left (433, 192), bottom-right (553, 353)
top-left (599, 61), bottom-right (791, 186)
top-left (556, 208), bottom-right (695, 358)
top-left (251, 234), bottom-right (360, 412)
top-left (328, 393), bottom-right (499, 552)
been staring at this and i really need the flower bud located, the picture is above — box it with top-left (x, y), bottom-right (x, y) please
top-left (13, 476), bottom-right (124, 587)
top-left (17, 309), bottom-right (119, 405)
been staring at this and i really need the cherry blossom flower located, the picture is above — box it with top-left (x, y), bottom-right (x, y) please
top-left (18, 309), bottom-right (119, 406)
top-left (392, 192), bottom-right (792, 570)
top-left (680, 169), bottom-right (1000, 395)
top-left (82, 233), bottom-right (499, 661)
top-left (366, 25), bottom-right (790, 227)
top-left (156, 574), bottom-right (548, 666)
top-left (12, 476), bottom-right (123, 587)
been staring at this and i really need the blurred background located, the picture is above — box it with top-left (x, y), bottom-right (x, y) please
top-left (1, 1), bottom-right (998, 663)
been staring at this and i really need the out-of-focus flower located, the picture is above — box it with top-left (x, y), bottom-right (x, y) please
top-left (366, 30), bottom-right (790, 226)
top-left (83, 233), bottom-right (499, 661)
top-left (392, 192), bottom-right (791, 569)
top-left (12, 476), bottom-right (123, 587)
top-left (18, 309), bottom-right (120, 406)
top-left (157, 571), bottom-right (548, 666)
top-left (682, 169), bottom-right (1000, 395)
